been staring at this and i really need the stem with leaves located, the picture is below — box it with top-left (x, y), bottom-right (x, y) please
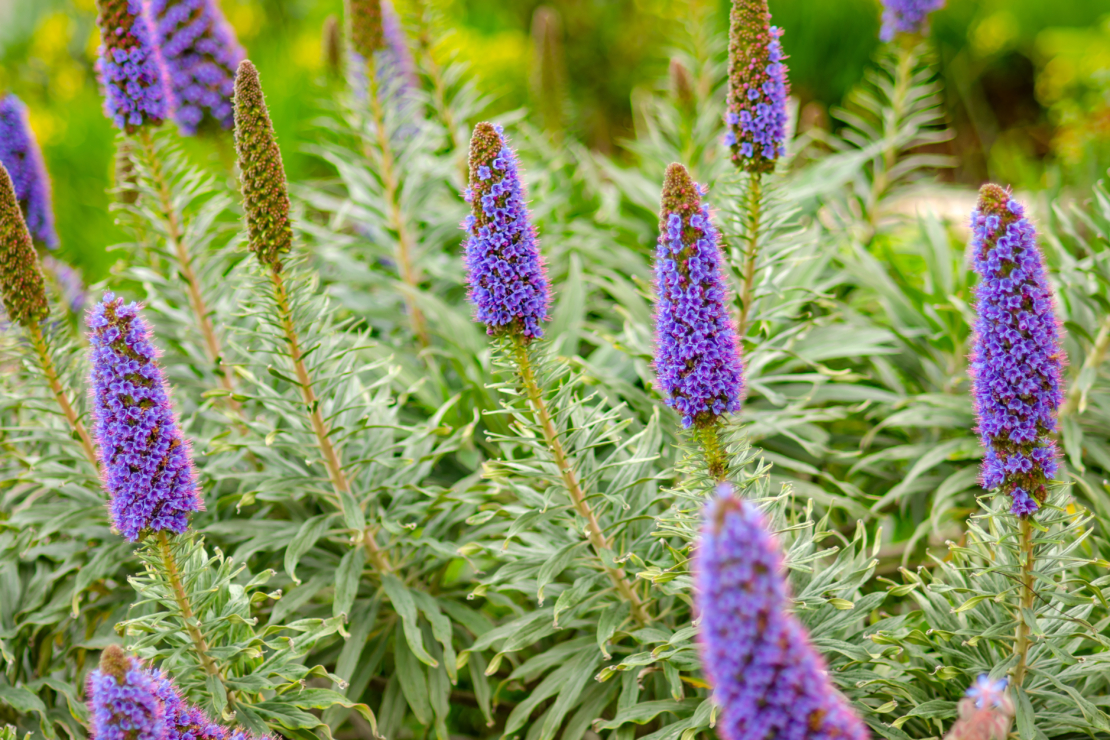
top-left (25, 322), bottom-right (98, 469)
top-left (1012, 516), bottom-right (1036, 686)
top-left (1063, 314), bottom-right (1110, 416)
top-left (867, 44), bottom-right (916, 225)
top-left (695, 423), bottom-right (730, 483)
top-left (510, 338), bottom-right (649, 624)
top-left (737, 172), bottom-right (762, 337)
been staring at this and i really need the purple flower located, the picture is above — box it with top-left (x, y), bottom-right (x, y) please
top-left (966, 675), bottom-right (1008, 710)
top-left (653, 164), bottom-right (744, 428)
top-left (86, 645), bottom-right (167, 740)
top-left (945, 675), bottom-right (1014, 740)
top-left (87, 293), bottom-right (203, 541)
top-left (42, 255), bottom-right (87, 314)
top-left (463, 122), bottom-right (550, 341)
top-left (148, 0), bottom-right (246, 135)
top-left (95, 0), bottom-right (173, 132)
top-left (695, 485), bottom-right (869, 740)
top-left (969, 185), bottom-right (1064, 517)
top-left (725, 0), bottom-right (790, 174)
top-left (0, 94), bottom-right (58, 249)
top-left (880, 0), bottom-right (945, 42)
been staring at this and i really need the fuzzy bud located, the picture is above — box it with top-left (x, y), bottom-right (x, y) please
top-left (725, 0), bottom-right (789, 173)
top-left (880, 0), bottom-right (945, 42)
top-left (94, 0), bottom-right (172, 132)
top-left (149, 0), bottom-right (246, 136)
top-left (970, 185), bottom-right (1063, 517)
top-left (653, 164), bottom-right (744, 428)
top-left (463, 122), bottom-right (550, 341)
top-left (86, 645), bottom-right (166, 740)
top-left (669, 57), bottom-right (695, 109)
top-left (88, 293), bottom-right (203, 541)
top-left (346, 0), bottom-right (384, 59)
top-left (0, 94), bottom-right (59, 249)
top-left (944, 676), bottom-right (1013, 740)
top-left (233, 60), bottom-right (292, 270)
top-left (0, 162), bottom-right (49, 327)
top-left (696, 485), bottom-right (870, 740)
top-left (323, 15), bottom-right (343, 76)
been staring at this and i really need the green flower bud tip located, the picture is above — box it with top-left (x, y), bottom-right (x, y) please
top-left (233, 59), bottom-right (292, 270)
top-left (0, 162), bottom-right (49, 327)
top-left (346, 0), bottom-right (384, 59)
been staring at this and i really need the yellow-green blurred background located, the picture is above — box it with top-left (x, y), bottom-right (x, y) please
top-left (2, 0), bottom-right (1110, 283)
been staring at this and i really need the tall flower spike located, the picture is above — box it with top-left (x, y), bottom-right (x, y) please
top-left (346, 0), bottom-right (384, 59)
top-left (696, 485), bottom-right (870, 740)
top-left (95, 0), bottom-right (172, 132)
top-left (233, 60), bottom-right (292, 269)
top-left (86, 645), bottom-right (167, 740)
top-left (970, 185), bottom-right (1064, 517)
top-left (944, 675), bottom-right (1013, 740)
top-left (0, 94), bottom-right (59, 249)
top-left (0, 162), bottom-right (49, 327)
top-left (463, 122), bottom-right (550, 341)
top-left (148, 0), bottom-right (246, 135)
top-left (653, 164), bottom-right (744, 428)
top-left (880, 0), bottom-right (945, 43)
top-left (88, 293), bottom-right (203, 541)
top-left (725, 0), bottom-right (789, 173)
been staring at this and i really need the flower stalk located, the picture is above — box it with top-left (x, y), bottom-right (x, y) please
top-left (737, 172), bottom-right (761, 337)
top-left (27, 322), bottom-right (98, 468)
top-left (1012, 516), bottom-right (1036, 687)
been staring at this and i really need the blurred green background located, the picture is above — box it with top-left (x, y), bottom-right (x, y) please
top-left (2, 0), bottom-right (1109, 284)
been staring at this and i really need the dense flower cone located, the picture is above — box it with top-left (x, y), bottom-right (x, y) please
top-left (149, 0), bottom-right (246, 135)
top-left (95, 0), bottom-right (172, 131)
top-left (696, 485), bottom-right (870, 740)
top-left (880, 0), bottom-right (945, 42)
top-left (653, 164), bottom-right (744, 428)
top-left (0, 162), bottom-right (49, 327)
top-left (0, 94), bottom-right (59, 248)
top-left (725, 0), bottom-right (789, 173)
top-left (463, 122), bottom-right (550, 340)
top-left (233, 60), bottom-right (292, 269)
top-left (86, 646), bottom-right (167, 740)
top-left (969, 185), bottom-right (1063, 516)
top-left (88, 293), bottom-right (203, 541)
top-left (346, 0), bottom-right (384, 59)
top-left (944, 676), bottom-right (1013, 740)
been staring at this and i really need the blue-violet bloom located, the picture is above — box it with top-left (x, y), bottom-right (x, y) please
top-left (0, 94), bottom-right (59, 249)
top-left (725, 0), bottom-right (789, 173)
top-left (95, 0), bottom-right (173, 132)
top-left (86, 645), bottom-right (167, 740)
top-left (880, 0), bottom-right (945, 42)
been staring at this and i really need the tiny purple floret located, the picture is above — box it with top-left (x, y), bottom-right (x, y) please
top-left (879, 0), bottom-right (945, 42)
top-left (95, 0), bottom-right (173, 132)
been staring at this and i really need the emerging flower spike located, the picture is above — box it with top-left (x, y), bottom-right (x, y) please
top-left (0, 94), bottom-right (59, 249)
top-left (148, 0), bottom-right (246, 136)
top-left (653, 164), bottom-right (744, 428)
top-left (233, 60), bottom-right (292, 269)
top-left (86, 645), bottom-right (167, 740)
top-left (880, 0), bottom-right (945, 43)
top-left (346, 0), bottom-right (384, 59)
top-left (969, 185), bottom-right (1064, 517)
top-left (0, 162), bottom-right (49, 327)
top-left (463, 123), bottom-right (551, 341)
top-left (88, 293), bottom-right (203, 541)
top-left (95, 0), bottom-right (172, 132)
top-left (725, 0), bottom-right (789, 173)
top-left (944, 675), bottom-right (1014, 740)
top-left (323, 15), bottom-right (342, 76)
top-left (696, 485), bottom-right (870, 740)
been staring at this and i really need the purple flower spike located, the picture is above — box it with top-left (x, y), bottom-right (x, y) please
top-left (696, 485), bottom-right (870, 740)
top-left (653, 164), bottom-right (744, 429)
top-left (88, 293), bottom-right (203, 541)
top-left (464, 122), bottom-right (550, 341)
top-left (382, 0), bottom-right (418, 90)
top-left (86, 645), bottom-right (167, 740)
top-left (149, 0), bottom-right (246, 136)
top-left (880, 0), bottom-right (945, 42)
top-left (969, 185), bottom-right (1064, 517)
top-left (0, 94), bottom-right (59, 249)
top-left (95, 0), bottom-right (173, 132)
top-left (725, 0), bottom-right (790, 174)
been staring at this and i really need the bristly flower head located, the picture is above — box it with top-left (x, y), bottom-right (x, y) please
top-left (944, 675), bottom-right (1013, 740)
top-left (725, 0), bottom-right (789, 174)
top-left (148, 0), bottom-right (246, 136)
top-left (653, 164), bottom-right (744, 428)
top-left (233, 60), bottom-right (292, 270)
top-left (95, 0), bottom-right (172, 132)
top-left (880, 0), bottom-right (945, 43)
top-left (969, 184), bottom-right (1064, 517)
top-left (86, 645), bottom-right (167, 740)
top-left (88, 293), bottom-right (203, 541)
top-left (0, 162), bottom-right (49, 327)
top-left (0, 94), bottom-right (59, 249)
top-left (696, 484), bottom-right (870, 740)
top-left (463, 122), bottom-right (550, 341)
top-left (346, 0), bottom-right (384, 60)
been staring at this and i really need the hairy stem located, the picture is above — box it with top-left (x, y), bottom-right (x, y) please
top-left (695, 424), bottom-right (729, 482)
top-left (27, 322), bottom-right (98, 469)
top-left (366, 66), bottom-right (431, 348)
top-left (737, 172), bottom-right (762, 337)
top-left (511, 338), bottom-right (649, 624)
top-left (268, 267), bottom-right (390, 572)
top-left (134, 129), bottom-right (241, 410)
top-left (155, 532), bottom-right (235, 709)
top-left (1063, 314), bottom-right (1110, 416)
top-left (1012, 516), bottom-right (1036, 686)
